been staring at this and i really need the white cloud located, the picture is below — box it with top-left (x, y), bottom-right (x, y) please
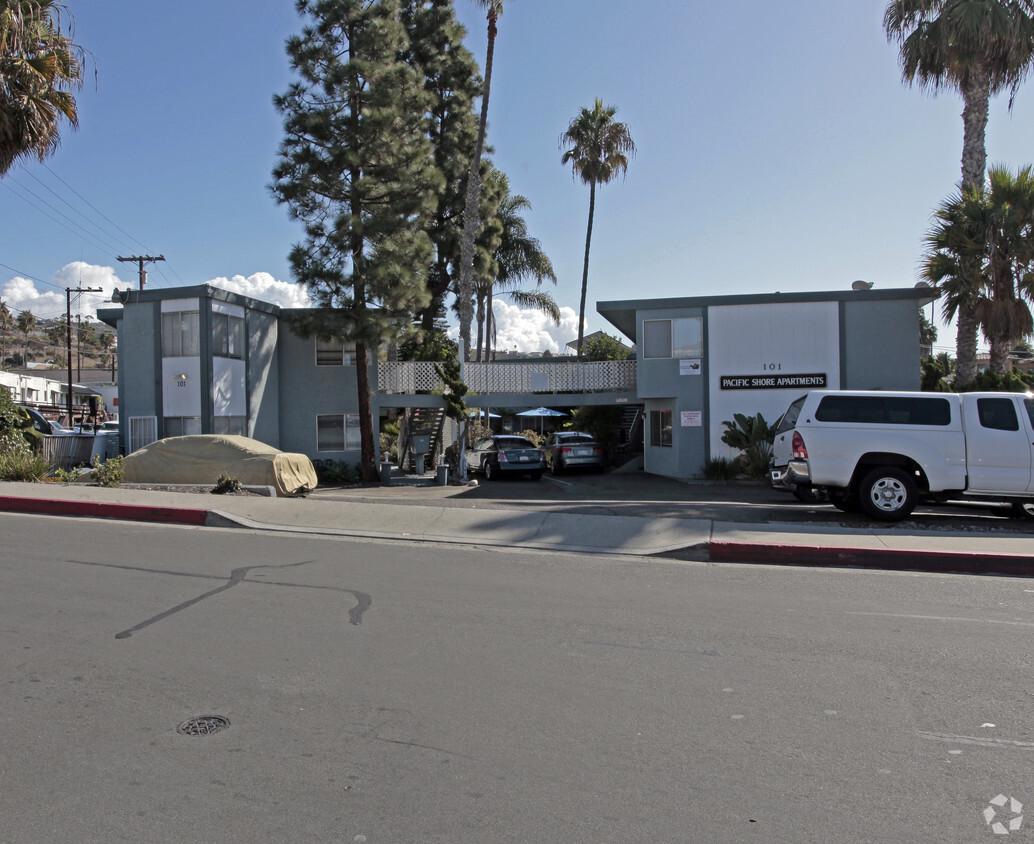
top-left (207, 272), bottom-right (310, 309)
top-left (1, 262), bottom-right (124, 320)
top-left (490, 301), bottom-right (581, 353)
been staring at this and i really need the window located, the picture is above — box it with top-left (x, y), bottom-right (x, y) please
top-left (977, 398), bottom-right (1019, 432)
top-left (775, 396), bottom-right (807, 435)
top-left (213, 314), bottom-right (244, 359)
top-left (815, 396), bottom-right (951, 426)
top-left (643, 320), bottom-right (672, 359)
top-left (317, 414), bottom-right (361, 451)
top-left (161, 311), bottom-right (199, 357)
top-left (649, 410), bottom-right (672, 447)
top-left (672, 318), bottom-right (703, 359)
top-left (316, 337), bottom-right (355, 366)
top-left (164, 416), bottom-right (202, 437)
top-left (213, 416), bottom-right (247, 436)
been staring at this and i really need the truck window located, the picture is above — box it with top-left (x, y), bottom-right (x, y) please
top-left (815, 396), bottom-right (951, 425)
top-left (774, 396), bottom-right (806, 434)
top-left (1026, 398), bottom-right (1034, 430)
top-left (977, 398), bottom-right (1020, 432)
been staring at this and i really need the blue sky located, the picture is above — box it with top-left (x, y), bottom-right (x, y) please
top-left (3, 0), bottom-right (1033, 354)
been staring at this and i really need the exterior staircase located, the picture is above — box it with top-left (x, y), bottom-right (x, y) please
top-left (614, 404), bottom-right (644, 463)
top-left (397, 407), bottom-right (447, 473)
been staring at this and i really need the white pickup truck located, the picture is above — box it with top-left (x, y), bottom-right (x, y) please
top-left (770, 390), bottom-right (1034, 521)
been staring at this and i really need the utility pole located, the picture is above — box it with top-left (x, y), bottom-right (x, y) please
top-left (117, 255), bottom-right (165, 290)
top-left (66, 287), bottom-right (102, 428)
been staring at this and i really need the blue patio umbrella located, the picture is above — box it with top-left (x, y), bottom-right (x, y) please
top-left (516, 406), bottom-right (569, 433)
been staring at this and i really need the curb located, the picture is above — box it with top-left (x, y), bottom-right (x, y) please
top-left (709, 541), bottom-right (1034, 577)
top-left (0, 496), bottom-right (210, 528)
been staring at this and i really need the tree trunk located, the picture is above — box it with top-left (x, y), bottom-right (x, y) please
top-left (355, 341), bottom-right (378, 482)
top-left (457, 11), bottom-right (497, 363)
top-left (989, 338), bottom-right (1010, 375)
top-left (955, 67), bottom-right (991, 387)
top-left (577, 180), bottom-right (596, 360)
top-left (475, 290), bottom-right (485, 362)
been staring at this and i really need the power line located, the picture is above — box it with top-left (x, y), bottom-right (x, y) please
top-left (2, 178), bottom-right (120, 255)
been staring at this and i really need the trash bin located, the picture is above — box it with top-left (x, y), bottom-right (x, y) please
top-left (436, 464), bottom-right (449, 486)
top-left (379, 461), bottom-right (392, 484)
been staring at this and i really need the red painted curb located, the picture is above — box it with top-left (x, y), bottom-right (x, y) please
top-left (709, 542), bottom-right (1034, 577)
top-left (0, 496), bottom-right (210, 527)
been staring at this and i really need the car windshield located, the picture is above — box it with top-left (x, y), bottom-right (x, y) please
top-left (497, 437), bottom-right (535, 449)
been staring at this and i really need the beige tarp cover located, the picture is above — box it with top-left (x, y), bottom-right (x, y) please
top-left (122, 435), bottom-right (318, 496)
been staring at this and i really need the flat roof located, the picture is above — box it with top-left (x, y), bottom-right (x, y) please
top-left (597, 287), bottom-right (939, 342)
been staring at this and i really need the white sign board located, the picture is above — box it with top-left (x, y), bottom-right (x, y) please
top-left (681, 411), bottom-right (702, 427)
top-left (707, 302), bottom-right (840, 458)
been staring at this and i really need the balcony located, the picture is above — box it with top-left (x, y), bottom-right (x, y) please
top-left (377, 359), bottom-right (637, 397)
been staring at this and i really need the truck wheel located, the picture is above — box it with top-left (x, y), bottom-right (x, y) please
top-left (828, 488), bottom-right (859, 513)
top-left (1011, 501), bottom-right (1034, 520)
top-left (858, 467), bottom-right (917, 521)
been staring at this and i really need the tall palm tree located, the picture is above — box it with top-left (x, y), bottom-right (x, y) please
top-left (884, 0), bottom-right (1034, 383)
top-left (0, 0), bottom-right (85, 176)
top-left (456, 0), bottom-right (509, 362)
top-left (924, 164), bottom-right (1034, 374)
top-left (474, 174), bottom-right (558, 361)
top-left (560, 98), bottom-right (635, 359)
top-left (15, 308), bottom-right (35, 365)
top-left (0, 298), bottom-right (12, 363)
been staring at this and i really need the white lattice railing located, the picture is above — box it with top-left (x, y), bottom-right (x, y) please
top-left (377, 360), bottom-right (637, 394)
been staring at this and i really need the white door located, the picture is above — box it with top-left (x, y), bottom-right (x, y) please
top-left (963, 397), bottom-right (1034, 493)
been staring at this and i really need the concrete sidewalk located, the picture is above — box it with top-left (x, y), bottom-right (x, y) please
top-left (2, 479), bottom-right (1032, 576)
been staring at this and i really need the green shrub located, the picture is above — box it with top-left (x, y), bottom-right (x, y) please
top-left (0, 433), bottom-right (51, 481)
top-left (0, 390), bottom-right (40, 451)
top-left (91, 454), bottom-right (124, 488)
top-left (212, 473), bottom-right (242, 494)
top-left (52, 466), bottom-right (83, 483)
top-left (702, 455), bottom-right (739, 480)
top-left (720, 412), bottom-right (774, 480)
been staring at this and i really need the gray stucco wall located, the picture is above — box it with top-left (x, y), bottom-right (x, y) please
top-left (635, 307), bottom-right (708, 479)
top-left (116, 300), bottom-right (160, 431)
top-left (841, 299), bottom-right (923, 390)
top-left (247, 310), bottom-right (280, 446)
top-left (276, 319), bottom-right (363, 459)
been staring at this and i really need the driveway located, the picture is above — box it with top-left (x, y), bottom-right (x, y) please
top-left (311, 467), bottom-right (1034, 533)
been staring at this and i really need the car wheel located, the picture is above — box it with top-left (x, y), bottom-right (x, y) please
top-left (1011, 501), bottom-right (1034, 520)
top-left (828, 488), bottom-right (860, 513)
top-left (484, 461), bottom-right (495, 480)
top-left (792, 485), bottom-right (828, 504)
top-left (858, 467), bottom-right (917, 521)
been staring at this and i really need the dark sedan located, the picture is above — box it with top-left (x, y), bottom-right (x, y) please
top-left (469, 435), bottom-right (544, 480)
top-left (544, 431), bottom-right (605, 474)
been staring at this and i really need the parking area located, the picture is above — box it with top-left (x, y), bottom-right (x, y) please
top-left (311, 467), bottom-right (1034, 533)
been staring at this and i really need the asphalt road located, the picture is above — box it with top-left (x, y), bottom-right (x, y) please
top-left (3, 512), bottom-right (1033, 843)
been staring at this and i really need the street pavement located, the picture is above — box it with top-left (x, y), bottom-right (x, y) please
top-left (1, 466), bottom-right (1032, 575)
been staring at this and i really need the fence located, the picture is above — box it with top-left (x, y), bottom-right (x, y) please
top-left (378, 359), bottom-right (636, 395)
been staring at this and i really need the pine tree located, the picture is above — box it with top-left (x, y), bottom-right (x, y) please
top-left (399, 0), bottom-right (482, 333)
top-left (272, 0), bottom-right (442, 481)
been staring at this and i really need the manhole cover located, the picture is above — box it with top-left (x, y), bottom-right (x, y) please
top-left (177, 715), bottom-right (230, 736)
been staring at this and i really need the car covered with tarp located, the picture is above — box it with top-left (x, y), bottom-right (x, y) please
top-left (121, 435), bottom-right (318, 496)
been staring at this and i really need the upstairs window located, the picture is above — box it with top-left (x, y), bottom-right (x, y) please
top-left (316, 337), bottom-right (355, 366)
top-left (213, 314), bottom-right (244, 359)
top-left (162, 311), bottom-right (199, 357)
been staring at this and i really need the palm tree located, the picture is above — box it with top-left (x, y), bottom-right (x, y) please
top-left (456, 0), bottom-right (510, 362)
top-left (0, 298), bottom-right (12, 363)
top-left (924, 164), bottom-right (1034, 375)
top-left (0, 0), bottom-right (85, 176)
top-left (15, 308), bottom-right (35, 365)
top-left (884, 0), bottom-right (1034, 383)
top-left (560, 98), bottom-right (635, 360)
top-left (474, 174), bottom-right (558, 361)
